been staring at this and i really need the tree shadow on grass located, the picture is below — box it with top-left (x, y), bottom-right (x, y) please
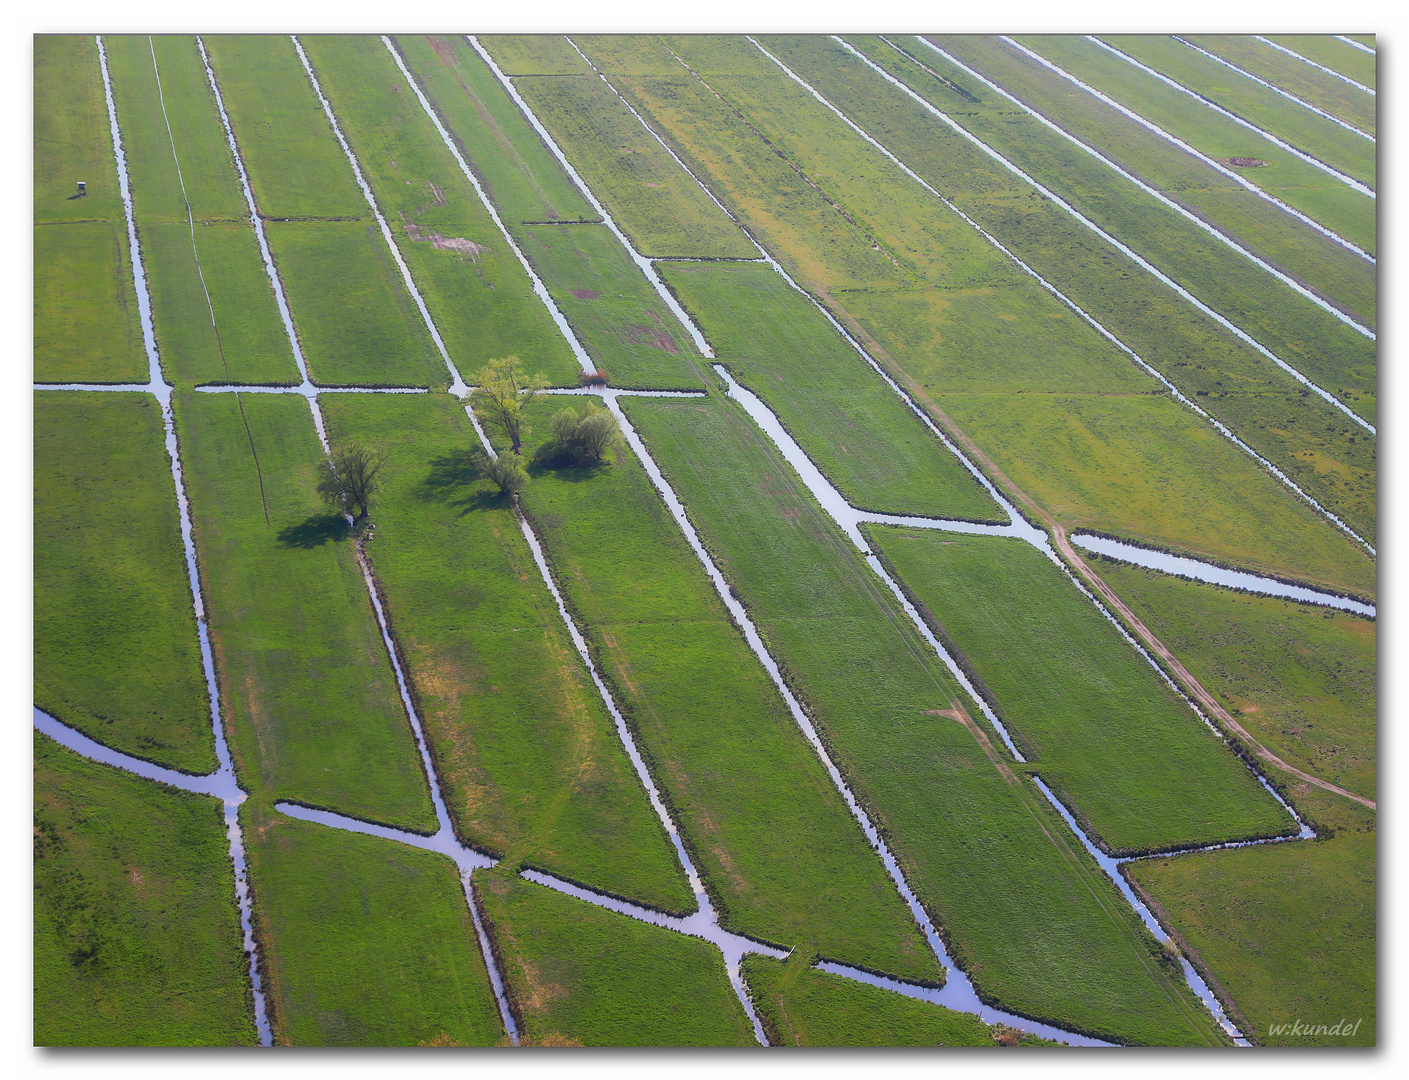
top-left (277, 514), bottom-right (349, 548)
top-left (417, 453), bottom-right (510, 515)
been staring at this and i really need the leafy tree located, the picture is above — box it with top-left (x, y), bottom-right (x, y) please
top-left (469, 356), bottom-right (548, 455)
top-left (317, 444), bottom-right (388, 530)
top-left (482, 452), bottom-right (528, 497)
top-left (540, 402), bottom-right (622, 464)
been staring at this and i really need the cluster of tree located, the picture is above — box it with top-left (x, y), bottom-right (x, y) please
top-left (534, 402), bottom-right (622, 466)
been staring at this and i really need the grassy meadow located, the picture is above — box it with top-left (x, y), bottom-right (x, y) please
top-left (660, 261), bottom-right (1002, 521)
top-left (35, 733), bottom-right (255, 1046)
top-left (244, 806), bottom-right (504, 1046)
top-left (1126, 786), bottom-right (1374, 1046)
top-left (34, 393), bottom-right (213, 773)
top-left (173, 390), bottom-right (437, 831)
top-left (1096, 559), bottom-right (1375, 799)
top-left (499, 400), bottom-right (937, 984)
top-left (478, 869), bottom-right (755, 1045)
top-left (1266, 35), bottom-right (1376, 88)
top-left (743, 954), bottom-right (995, 1047)
top-left (34, 36), bottom-right (146, 384)
top-left (625, 394), bottom-right (1224, 1044)
top-left (868, 529), bottom-right (1290, 853)
top-left (318, 394), bottom-right (692, 912)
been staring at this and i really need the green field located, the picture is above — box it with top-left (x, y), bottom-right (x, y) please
top-left (500, 400), bottom-right (936, 984)
top-left (173, 390), bottom-right (437, 830)
top-left (298, 35), bottom-right (582, 387)
top-left (1096, 559), bottom-right (1375, 799)
top-left (660, 261), bottom-right (1001, 520)
top-left (624, 393), bottom-right (1223, 1044)
top-left (35, 733), bottom-right (255, 1046)
top-left (34, 393), bottom-right (213, 773)
top-left (103, 35), bottom-right (297, 387)
top-left (245, 807), bottom-right (503, 1045)
top-left (516, 224), bottom-right (707, 388)
top-left (477, 34), bottom-right (594, 77)
top-left (1013, 35), bottom-right (1374, 251)
top-left (1096, 36), bottom-right (1375, 187)
top-left (478, 869), bottom-right (755, 1045)
top-left (743, 954), bottom-right (997, 1046)
top-left (933, 392), bottom-right (1374, 598)
top-left (511, 70), bottom-right (757, 258)
top-left (318, 394), bottom-right (692, 911)
top-left (34, 36), bottom-right (146, 384)
top-left (1266, 35), bottom-right (1376, 89)
top-left (868, 529), bottom-right (1289, 853)
top-left (395, 34), bottom-right (599, 225)
top-left (1127, 786), bottom-right (1374, 1046)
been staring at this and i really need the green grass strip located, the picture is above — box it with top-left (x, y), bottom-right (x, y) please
top-left (478, 868), bottom-right (755, 1045)
top-left (34, 36), bottom-right (146, 383)
top-left (624, 392), bottom-right (1225, 1045)
top-left (174, 390), bottom-right (437, 831)
top-left (512, 71), bottom-right (757, 259)
top-left (296, 35), bottom-right (582, 388)
top-left (1265, 35), bottom-right (1376, 89)
top-left (245, 806), bottom-right (503, 1045)
top-left (104, 35), bottom-right (298, 386)
top-left (742, 953), bottom-right (998, 1046)
top-left (867, 529), bottom-right (1289, 853)
top-left (1127, 786), bottom-right (1374, 1046)
top-left (396, 34), bottom-right (599, 225)
top-left (502, 399), bottom-right (936, 984)
top-left (1096, 559), bottom-right (1375, 799)
top-left (35, 733), bottom-right (255, 1046)
top-left (477, 34), bottom-right (595, 76)
top-left (35, 392), bottom-right (213, 773)
top-left (318, 393), bottom-right (693, 912)
top-left (201, 35), bottom-right (365, 219)
top-left (661, 261), bottom-right (1000, 520)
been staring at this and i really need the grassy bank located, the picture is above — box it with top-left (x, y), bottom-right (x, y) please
top-left (660, 261), bottom-right (1000, 520)
top-left (34, 392), bottom-right (213, 773)
top-left (395, 34), bottom-right (598, 225)
top-left (742, 953), bottom-right (996, 1046)
top-left (478, 869), bottom-right (755, 1045)
top-left (1126, 785), bottom-right (1374, 1046)
top-left (1096, 559), bottom-right (1375, 799)
top-left (318, 393), bottom-right (692, 911)
top-left (245, 805), bottom-right (503, 1045)
top-left (500, 400), bottom-right (936, 984)
top-left (34, 733), bottom-right (254, 1045)
top-left (34, 36), bottom-right (146, 384)
top-left (867, 529), bottom-right (1289, 853)
top-left (298, 35), bottom-right (581, 387)
top-left (624, 393), bottom-right (1223, 1044)
top-left (173, 390), bottom-right (436, 831)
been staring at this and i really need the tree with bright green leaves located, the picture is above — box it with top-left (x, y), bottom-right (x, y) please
top-left (540, 402), bottom-right (622, 464)
top-left (469, 356), bottom-right (548, 455)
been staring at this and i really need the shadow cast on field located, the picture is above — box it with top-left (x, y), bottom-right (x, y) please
top-left (417, 453), bottom-right (510, 515)
top-left (277, 514), bottom-right (349, 548)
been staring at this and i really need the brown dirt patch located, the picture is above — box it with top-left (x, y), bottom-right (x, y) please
top-left (401, 220), bottom-right (489, 262)
top-left (427, 35), bottom-right (456, 66)
top-left (619, 323), bottom-right (679, 353)
top-left (1222, 157), bottom-right (1270, 167)
top-left (571, 289), bottom-right (600, 299)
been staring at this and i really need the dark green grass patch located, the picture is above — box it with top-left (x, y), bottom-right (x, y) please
top-left (1126, 786), bottom-right (1374, 1046)
top-left (264, 220), bottom-right (446, 388)
top-left (1099, 36), bottom-right (1375, 188)
top-left (34, 733), bottom-right (254, 1046)
top-left (1015, 35), bottom-right (1374, 251)
top-left (141, 222), bottom-right (299, 386)
top-left (479, 869), bottom-right (754, 1045)
top-left (201, 35), bottom-right (365, 219)
top-left (318, 393), bottom-right (691, 912)
top-left (660, 261), bottom-right (1000, 519)
top-left (513, 72), bottom-right (756, 259)
top-left (928, 36), bottom-right (1375, 329)
top-left (499, 400), bottom-right (935, 983)
top-left (867, 529), bottom-right (1288, 853)
top-left (246, 805), bottom-right (503, 1046)
top-left (624, 394), bottom-right (1223, 1044)
top-left (935, 391), bottom-right (1375, 599)
top-left (395, 34), bottom-right (598, 225)
top-left (477, 34), bottom-right (594, 76)
top-left (174, 390), bottom-right (437, 831)
top-left (742, 953), bottom-right (995, 1046)
top-left (298, 36), bottom-right (580, 387)
top-left (517, 224), bottom-right (706, 389)
top-left (1096, 560), bottom-right (1375, 799)
top-left (34, 393), bottom-right (213, 773)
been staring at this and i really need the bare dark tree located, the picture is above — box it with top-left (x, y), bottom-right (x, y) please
top-left (317, 444), bottom-right (388, 530)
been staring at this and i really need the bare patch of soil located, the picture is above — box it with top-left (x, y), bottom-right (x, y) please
top-left (570, 289), bottom-right (600, 299)
top-left (1221, 157), bottom-right (1270, 167)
